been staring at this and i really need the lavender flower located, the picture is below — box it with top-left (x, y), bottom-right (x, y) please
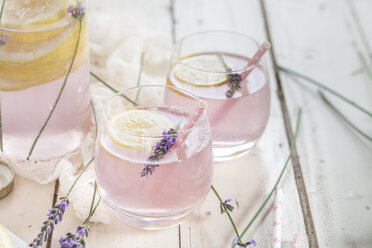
top-left (29, 197), bottom-right (69, 248)
top-left (231, 236), bottom-right (257, 248)
top-left (67, 2), bottom-right (86, 20)
top-left (141, 128), bottom-right (178, 177)
top-left (0, 33), bottom-right (8, 45)
top-left (59, 225), bottom-right (90, 248)
top-left (225, 67), bottom-right (242, 98)
top-left (220, 198), bottom-right (234, 214)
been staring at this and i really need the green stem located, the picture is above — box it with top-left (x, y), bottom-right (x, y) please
top-left (319, 90), bottom-right (372, 142)
top-left (211, 185), bottom-right (242, 244)
top-left (0, 0), bottom-right (6, 21)
top-left (27, 19), bottom-right (83, 160)
top-left (90, 71), bottom-right (138, 106)
top-left (84, 181), bottom-right (97, 225)
top-left (217, 54), bottom-right (229, 70)
top-left (357, 50), bottom-right (372, 81)
top-left (278, 66), bottom-right (372, 119)
top-left (67, 157), bottom-right (94, 197)
top-left (232, 109), bottom-right (302, 247)
top-left (91, 100), bottom-right (98, 136)
top-left (134, 51), bottom-right (145, 103)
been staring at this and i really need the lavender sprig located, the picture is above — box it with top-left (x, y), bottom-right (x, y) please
top-left (231, 236), bottom-right (257, 248)
top-left (226, 68), bottom-right (242, 98)
top-left (0, 33), bottom-right (8, 45)
top-left (29, 197), bottom-right (69, 247)
top-left (141, 127), bottom-right (178, 177)
top-left (67, 1), bottom-right (86, 20)
top-left (27, 1), bottom-right (85, 159)
top-left (59, 182), bottom-right (100, 248)
top-left (220, 198), bottom-right (234, 214)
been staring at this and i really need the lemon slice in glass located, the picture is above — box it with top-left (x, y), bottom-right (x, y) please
top-left (108, 109), bottom-right (175, 150)
top-left (0, 0), bottom-right (88, 91)
top-left (173, 54), bottom-right (234, 87)
top-left (0, 224), bottom-right (13, 248)
top-left (1, 0), bottom-right (73, 29)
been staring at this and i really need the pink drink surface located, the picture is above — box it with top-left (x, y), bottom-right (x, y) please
top-left (95, 107), bottom-right (213, 217)
top-left (167, 53), bottom-right (270, 147)
top-left (0, 61), bottom-right (91, 159)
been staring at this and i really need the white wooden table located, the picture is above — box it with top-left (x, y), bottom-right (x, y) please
top-left (1, 0), bottom-right (372, 247)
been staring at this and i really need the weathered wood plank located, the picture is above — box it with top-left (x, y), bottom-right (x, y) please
top-left (264, 0), bottom-right (372, 247)
top-left (173, 0), bottom-right (309, 247)
top-left (0, 176), bottom-right (55, 245)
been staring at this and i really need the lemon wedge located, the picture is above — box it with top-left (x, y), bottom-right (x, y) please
top-left (0, 0), bottom-right (88, 91)
top-left (108, 109), bottom-right (175, 150)
top-left (173, 54), bottom-right (235, 87)
top-left (0, 224), bottom-right (13, 248)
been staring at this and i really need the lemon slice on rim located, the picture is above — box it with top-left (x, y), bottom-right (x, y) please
top-left (0, 224), bottom-right (13, 248)
top-left (173, 54), bottom-right (235, 87)
top-left (108, 109), bottom-right (175, 150)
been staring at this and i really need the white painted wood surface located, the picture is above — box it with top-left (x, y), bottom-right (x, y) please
top-left (0, 0), bottom-right (371, 247)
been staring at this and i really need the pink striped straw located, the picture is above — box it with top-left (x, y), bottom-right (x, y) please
top-left (209, 41), bottom-right (271, 124)
top-left (291, 234), bottom-right (302, 248)
top-left (176, 100), bottom-right (207, 146)
top-left (272, 187), bottom-right (283, 248)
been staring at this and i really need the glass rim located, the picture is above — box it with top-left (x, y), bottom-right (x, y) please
top-left (172, 30), bottom-right (262, 74)
top-left (102, 84), bottom-right (207, 139)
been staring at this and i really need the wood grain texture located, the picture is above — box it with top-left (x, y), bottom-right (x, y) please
top-left (264, 0), bottom-right (372, 247)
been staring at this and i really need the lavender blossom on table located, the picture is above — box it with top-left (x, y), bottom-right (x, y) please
top-left (141, 128), bottom-right (178, 177)
top-left (29, 197), bottom-right (69, 248)
top-left (225, 67), bottom-right (242, 98)
top-left (231, 236), bottom-right (257, 248)
top-left (59, 225), bottom-right (90, 248)
top-left (220, 198), bottom-right (234, 214)
top-left (67, 1), bottom-right (86, 20)
top-left (0, 33), bottom-right (8, 45)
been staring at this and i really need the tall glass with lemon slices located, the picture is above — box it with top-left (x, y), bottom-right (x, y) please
top-left (166, 31), bottom-right (271, 161)
top-left (0, 0), bottom-right (90, 159)
top-left (95, 85), bottom-right (213, 229)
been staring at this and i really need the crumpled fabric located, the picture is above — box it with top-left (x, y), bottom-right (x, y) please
top-left (3, 13), bottom-right (172, 224)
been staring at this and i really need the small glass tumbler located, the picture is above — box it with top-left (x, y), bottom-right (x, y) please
top-left (95, 85), bottom-right (213, 229)
top-left (166, 31), bottom-right (271, 161)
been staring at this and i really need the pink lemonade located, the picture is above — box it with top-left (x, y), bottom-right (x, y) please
top-left (0, 2), bottom-right (91, 160)
top-left (166, 52), bottom-right (270, 160)
top-left (95, 105), bottom-right (213, 229)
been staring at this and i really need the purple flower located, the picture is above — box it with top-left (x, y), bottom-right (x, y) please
top-left (59, 225), bottom-right (90, 248)
top-left (225, 67), bottom-right (242, 98)
top-left (220, 198), bottom-right (234, 214)
top-left (231, 236), bottom-right (257, 248)
top-left (141, 128), bottom-right (178, 177)
top-left (67, 2), bottom-right (86, 20)
top-left (0, 33), bottom-right (9, 45)
top-left (29, 197), bottom-right (69, 248)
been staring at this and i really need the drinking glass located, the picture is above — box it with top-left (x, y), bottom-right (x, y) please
top-left (0, 0), bottom-right (91, 160)
top-left (95, 85), bottom-right (213, 229)
top-left (166, 31), bottom-right (271, 161)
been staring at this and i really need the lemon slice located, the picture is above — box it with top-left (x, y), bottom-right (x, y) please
top-left (1, 0), bottom-right (73, 29)
top-left (0, 224), bottom-right (13, 248)
top-left (0, 0), bottom-right (88, 91)
top-left (108, 109), bottom-right (175, 150)
top-left (173, 54), bottom-right (235, 87)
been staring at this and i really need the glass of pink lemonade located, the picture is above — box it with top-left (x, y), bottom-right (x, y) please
top-left (166, 31), bottom-right (271, 161)
top-left (0, 0), bottom-right (90, 160)
top-left (95, 85), bottom-right (213, 229)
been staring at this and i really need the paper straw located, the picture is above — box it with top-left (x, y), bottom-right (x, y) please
top-left (176, 100), bottom-right (207, 146)
top-left (272, 187), bottom-right (283, 248)
top-left (291, 234), bottom-right (302, 248)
